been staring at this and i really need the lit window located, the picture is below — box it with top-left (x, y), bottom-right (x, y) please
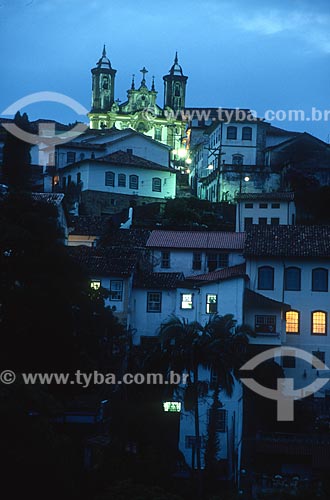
top-left (118, 173), bottom-right (126, 187)
top-left (285, 267), bottom-right (301, 291)
top-left (286, 310), bottom-right (300, 334)
top-left (161, 251), bottom-right (170, 268)
top-left (152, 177), bottom-right (161, 192)
top-left (312, 311), bottom-right (327, 335)
top-left (147, 292), bottom-right (162, 313)
top-left (258, 266), bottom-right (274, 290)
top-left (163, 401), bottom-right (181, 412)
top-left (105, 171), bottom-right (115, 187)
top-left (192, 252), bottom-right (202, 270)
top-left (226, 126), bottom-right (237, 140)
top-left (129, 174), bottom-right (139, 190)
top-left (255, 315), bottom-right (276, 334)
top-left (110, 280), bottom-right (123, 301)
top-left (206, 294), bottom-right (217, 314)
top-left (181, 293), bottom-right (193, 309)
top-left (90, 280), bottom-right (101, 290)
top-left (242, 126), bottom-right (252, 140)
top-left (207, 409), bottom-right (227, 432)
top-left (312, 268), bottom-right (328, 292)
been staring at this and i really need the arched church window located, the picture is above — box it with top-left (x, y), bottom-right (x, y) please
top-left (174, 83), bottom-right (181, 97)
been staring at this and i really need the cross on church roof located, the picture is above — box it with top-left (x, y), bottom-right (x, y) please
top-left (140, 66), bottom-right (148, 86)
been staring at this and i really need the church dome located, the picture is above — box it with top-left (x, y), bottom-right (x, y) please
top-left (96, 45), bottom-right (112, 69)
top-left (169, 52), bottom-right (184, 76)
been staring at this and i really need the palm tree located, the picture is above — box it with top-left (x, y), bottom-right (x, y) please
top-left (157, 314), bottom-right (251, 494)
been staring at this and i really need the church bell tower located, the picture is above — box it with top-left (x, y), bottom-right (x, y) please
top-left (163, 52), bottom-right (188, 111)
top-left (91, 45), bottom-right (116, 112)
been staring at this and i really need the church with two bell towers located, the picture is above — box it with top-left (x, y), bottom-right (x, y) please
top-left (88, 46), bottom-right (188, 152)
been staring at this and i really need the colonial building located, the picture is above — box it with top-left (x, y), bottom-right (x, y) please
top-left (88, 46), bottom-right (188, 154)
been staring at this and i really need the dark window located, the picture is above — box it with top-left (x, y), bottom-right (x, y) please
top-left (271, 217), bottom-right (280, 225)
top-left (227, 126), bottom-right (237, 140)
top-left (76, 172), bottom-right (81, 184)
top-left (192, 252), bottom-right (202, 270)
top-left (286, 310), bottom-right (300, 334)
top-left (161, 251), bottom-right (170, 269)
top-left (68, 175), bottom-right (72, 185)
top-left (118, 173), bottom-right (126, 187)
top-left (258, 266), bottom-right (274, 290)
top-left (129, 174), bottom-right (139, 190)
top-left (207, 409), bottom-right (227, 432)
top-left (259, 203), bottom-right (268, 208)
top-left (105, 171), bottom-right (115, 186)
top-left (155, 128), bottom-right (162, 141)
top-left (244, 217), bottom-right (253, 230)
top-left (62, 176), bottom-right (66, 189)
top-left (152, 177), bottom-right (161, 192)
top-left (242, 126), bottom-right (252, 140)
top-left (311, 311), bottom-right (327, 335)
top-left (258, 217), bottom-right (267, 225)
top-left (67, 151), bottom-right (76, 164)
top-left (147, 292), bottom-right (162, 313)
top-left (282, 351), bottom-right (296, 368)
top-left (185, 436), bottom-right (206, 449)
top-left (110, 280), bottom-right (123, 301)
top-left (245, 203), bottom-right (253, 209)
top-left (285, 267), bottom-right (301, 291)
top-left (207, 253), bottom-right (229, 271)
top-left (271, 203), bottom-right (280, 209)
top-left (206, 294), bottom-right (217, 314)
top-left (312, 268), bottom-right (328, 292)
top-left (312, 351), bottom-right (325, 367)
top-left (232, 154), bottom-right (243, 165)
top-left (255, 315), bottom-right (276, 334)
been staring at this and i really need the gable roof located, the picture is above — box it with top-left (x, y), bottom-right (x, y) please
top-left (185, 263), bottom-right (247, 284)
top-left (244, 225), bottom-right (330, 258)
top-left (146, 230), bottom-right (245, 250)
top-left (237, 192), bottom-right (294, 202)
top-left (95, 150), bottom-right (175, 172)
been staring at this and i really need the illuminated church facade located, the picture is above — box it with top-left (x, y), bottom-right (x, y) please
top-left (88, 46), bottom-right (188, 153)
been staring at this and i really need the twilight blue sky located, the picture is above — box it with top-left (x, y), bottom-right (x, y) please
top-left (0, 0), bottom-right (329, 140)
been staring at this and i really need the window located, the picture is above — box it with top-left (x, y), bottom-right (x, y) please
top-left (155, 128), bottom-right (162, 141)
top-left (152, 177), bottom-right (161, 192)
top-left (242, 126), bottom-right (252, 140)
top-left (245, 203), bottom-right (253, 208)
top-left (129, 174), bottom-right (139, 190)
top-left (244, 217), bottom-right (253, 230)
top-left (232, 154), bottom-right (243, 165)
top-left (282, 350), bottom-right (296, 368)
top-left (62, 176), bottom-right (66, 189)
top-left (312, 311), bottom-right (327, 335)
top-left (67, 151), bottom-right (76, 164)
top-left (312, 268), bottom-right (328, 292)
top-left (68, 175), bottom-right (72, 185)
top-left (161, 251), bottom-right (170, 268)
top-left (286, 310), bottom-right (300, 334)
top-left (255, 315), bottom-right (276, 334)
top-left (226, 126), bottom-right (237, 140)
top-left (207, 253), bottom-right (229, 271)
top-left (259, 203), bottom-right (268, 209)
top-left (185, 435), bottom-right (206, 449)
top-left (271, 217), bottom-right (280, 225)
top-left (258, 217), bottom-right (267, 225)
top-left (147, 292), bottom-right (162, 312)
top-left (258, 266), bottom-right (274, 290)
top-left (208, 409), bottom-right (227, 432)
top-left (312, 351), bottom-right (325, 368)
top-left (206, 294), bottom-right (217, 314)
top-left (118, 173), bottom-right (126, 187)
top-left (110, 280), bottom-right (123, 301)
top-left (90, 280), bottom-right (101, 290)
top-left (0, 146), bottom-right (3, 163)
top-left (192, 252), bottom-right (202, 270)
top-left (77, 172), bottom-right (81, 184)
top-left (105, 171), bottom-right (115, 186)
top-left (271, 203), bottom-right (280, 209)
top-left (285, 267), bottom-right (301, 291)
top-left (181, 293), bottom-right (193, 309)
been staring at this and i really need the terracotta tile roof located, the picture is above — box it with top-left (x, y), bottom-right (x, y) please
top-left (244, 225), bottom-right (330, 257)
top-left (95, 150), bottom-right (175, 173)
top-left (101, 228), bottom-right (151, 248)
top-left (69, 215), bottom-right (113, 236)
top-left (31, 192), bottom-right (64, 206)
top-left (134, 272), bottom-right (184, 289)
top-left (68, 245), bottom-right (137, 277)
top-left (185, 263), bottom-right (247, 283)
top-left (244, 289), bottom-right (291, 311)
top-left (237, 192), bottom-right (294, 201)
top-left (146, 230), bottom-right (245, 250)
